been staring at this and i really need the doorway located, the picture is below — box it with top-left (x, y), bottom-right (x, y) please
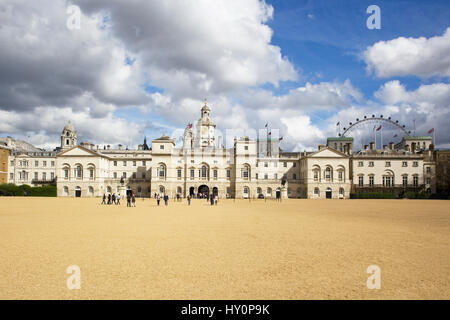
top-left (75, 187), bottom-right (81, 198)
top-left (326, 188), bottom-right (332, 199)
top-left (198, 185), bottom-right (209, 198)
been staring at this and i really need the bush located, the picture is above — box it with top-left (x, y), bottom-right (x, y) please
top-left (350, 192), bottom-right (397, 199)
top-left (405, 192), bottom-right (431, 199)
top-left (0, 184), bottom-right (56, 197)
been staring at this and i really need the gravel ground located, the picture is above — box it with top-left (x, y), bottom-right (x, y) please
top-left (0, 197), bottom-right (449, 299)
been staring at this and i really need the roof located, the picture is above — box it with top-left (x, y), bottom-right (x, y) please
top-left (63, 121), bottom-right (75, 132)
top-left (403, 136), bottom-right (432, 140)
top-left (327, 137), bottom-right (354, 141)
top-left (154, 135), bottom-right (171, 140)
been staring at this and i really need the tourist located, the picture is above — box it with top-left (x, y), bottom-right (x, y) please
top-left (214, 194), bottom-right (218, 205)
top-left (108, 193), bottom-right (112, 205)
top-left (131, 193), bottom-right (136, 207)
top-left (112, 193), bottom-right (116, 205)
top-left (164, 193), bottom-right (169, 206)
top-left (187, 195), bottom-right (191, 206)
top-left (126, 193), bottom-right (131, 207)
top-left (210, 193), bottom-right (214, 206)
top-left (117, 194), bottom-right (121, 205)
top-left (101, 193), bottom-right (106, 205)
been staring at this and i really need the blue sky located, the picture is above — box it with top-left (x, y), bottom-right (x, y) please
top-left (1, 0), bottom-right (449, 150)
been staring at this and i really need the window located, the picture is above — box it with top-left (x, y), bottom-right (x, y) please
top-left (10, 173), bottom-right (13, 180)
top-left (43, 161), bottom-right (47, 167)
top-left (113, 161), bottom-right (117, 166)
top-left (369, 176), bottom-right (374, 187)
top-left (293, 162), bottom-right (296, 167)
top-left (426, 178), bottom-right (431, 185)
top-left (313, 171), bottom-right (318, 181)
top-left (264, 162), bottom-right (268, 167)
top-left (314, 188), bottom-right (319, 196)
top-left (159, 165), bottom-right (165, 178)
top-left (274, 173), bottom-right (277, 180)
top-left (201, 165), bottom-right (208, 178)
top-left (35, 161), bottom-right (39, 167)
top-left (413, 161), bottom-right (418, 167)
top-left (283, 162), bottom-right (287, 167)
top-left (10, 161), bottom-right (14, 167)
top-left (293, 173), bottom-right (297, 180)
top-left (34, 172), bottom-right (38, 180)
top-left (402, 161), bottom-right (408, 167)
top-left (244, 146), bottom-right (248, 150)
top-left (274, 161), bottom-right (278, 167)
top-left (338, 171), bottom-right (343, 181)
top-left (64, 169), bottom-right (69, 179)
top-left (137, 187), bottom-right (142, 193)
top-left (89, 169), bottom-right (94, 179)
top-left (264, 173), bottom-right (268, 180)
top-left (359, 176), bottom-right (364, 187)
top-left (113, 172), bottom-right (117, 179)
top-left (226, 170), bottom-right (230, 179)
top-left (42, 172), bottom-right (47, 180)
top-left (383, 176), bottom-right (392, 187)
top-left (255, 173), bottom-right (258, 180)
top-left (426, 167), bottom-right (431, 174)
top-left (369, 161), bottom-right (374, 167)
top-left (51, 172), bottom-right (54, 180)
top-left (190, 169), bottom-right (195, 179)
top-left (133, 161), bottom-right (136, 166)
top-left (413, 176), bottom-right (419, 187)
top-left (325, 167), bottom-right (331, 181)
top-left (385, 161), bottom-right (391, 167)
top-left (142, 161), bottom-right (146, 166)
top-left (213, 169), bottom-right (217, 179)
top-left (242, 165), bottom-right (249, 179)
top-left (142, 173), bottom-right (146, 179)
top-left (160, 145), bottom-right (164, 149)
top-left (403, 176), bottom-right (408, 187)
top-left (122, 172), bottom-right (127, 178)
top-left (74, 165), bottom-right (82, 178)
top-left (123, 161), bottom-right (126, 166)
top-left (177, 169), bottom-right (182, 178)
top-left (358, 161), bottom-right (363, 167)
top-left (51, 161), bottom-right (55, 167)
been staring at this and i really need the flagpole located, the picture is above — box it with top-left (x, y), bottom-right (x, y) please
top-left (381, 126), bottom-right (383, 149)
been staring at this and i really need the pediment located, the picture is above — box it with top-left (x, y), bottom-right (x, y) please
top-left (58, 146), bottom-right (100, 157)
top-left (310, 147), bottom-right (348, 158)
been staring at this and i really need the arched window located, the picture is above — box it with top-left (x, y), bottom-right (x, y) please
top-left (201, 165), bottom-right (207, 178)
top-left (266, 187), bottom-right (272, 197)
top-left (314, 187), bottom-right (320, 197)
top-left (63, 186), bottom-right (69, 196)
top-left (137, 186), bottom-right (142, 193)
top-left (242, 164), bottom-right (250, 179)
top-left (325, 167), bottom-right (332, 181)
top-left (243, 186), bottom-right (250, 198)
top-left (158, 164), bottom-right (166, 179)
top-left (88, 186), bottom-right (94, 196)
top-left (159, 185), bottom-right (165, 194)
top-left (257, 187), bottom-right (262, 195)
top-left (177, 186), bottom-right (182, 194)
top-left (339, 188), bottom-right (344, 197)
top-left (74, 165), bottom-right (83, 179)
top-left (106, 186), bottom-right (112, 193)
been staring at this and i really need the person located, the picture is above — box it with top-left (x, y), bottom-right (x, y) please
top-left (127, 193), bottom-right (131, 207)
top-left (108, 193), bottom-right (112, 205)
top-left (187, 194), bottom-right (191, 206)
top-left (156, 194), bottom-right (160, 206)
top-left (131, 193), bottom-right (136, 207)
top-left (214, 194), bottom-right (218, 205)
top-left (164, 193), bottom-right (168, 206)
top-left (101, 193), bottom-right (106, 205)
top-left (210, 193), bottom-right (214, 206)
top-left (112, 193), bottom-right (116, 205)
top-left (117, 194), bottom-right (121, 205)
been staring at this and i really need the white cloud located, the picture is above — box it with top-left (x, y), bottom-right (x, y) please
top-left (364, 28), bottom-right (450, 78)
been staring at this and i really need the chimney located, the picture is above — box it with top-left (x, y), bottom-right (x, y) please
top-left (383, 145), bottom-right (387, 150)
top-left (364, 145), bottom-right (368, 150)
top-left (138, 145), bottom-right (143, 151)
top-left (118, 144), bottom-right (123, 150)
top-left (389, 142), bottom-right (394, 150)
top-left (318, 144), bottom-right (326, 150)
top-left (343, 144), bottom-right (348, 154)
top-left (369, 142), bottom-right (374, 150)
top-left (217, 135), bottom-right (223, 148)
top-left (6, 136), bottom-right (12, 147)
top-left (107, 145), bottom-right (110, 150)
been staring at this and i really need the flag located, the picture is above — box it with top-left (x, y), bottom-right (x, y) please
top-left (279, 137), bottom-right (283, 141)
top-left (376, 125), bottom-right (382, 131)
top-left (393, 134), bottom-right (398, 138)
top-left (268, 132), bottom-right (271, 136)
top-left (336, 122), bottom-right (340, 126)
top-left (187, 123), bottom-right (192, 129)
top-left (265, 122), bottom-right (268, 128)
top-left (428, 128), bottom-right (434, 134)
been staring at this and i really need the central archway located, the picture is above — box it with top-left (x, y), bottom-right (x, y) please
top-left (198, 185), bottom-right (209, 198)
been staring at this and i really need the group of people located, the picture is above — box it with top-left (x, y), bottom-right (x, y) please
top-left (101, 192), bottom-right (136, 207)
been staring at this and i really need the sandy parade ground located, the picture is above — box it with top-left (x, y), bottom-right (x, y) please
top-left (0, 197), bottom-right (449, 300)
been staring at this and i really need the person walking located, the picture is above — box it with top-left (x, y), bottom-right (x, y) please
top-left (108, 193), bottom-right (112, 205)
top-left (214, 194), bottom-right (218, 205)
top-left (101, 193), bottom-right (106, 205)
top-left (210, 193), bottom-right (214, 206)
top-left (164, 193), bottom-right (168, 206)
top-left (187, 194), bottom-right (191, 206)
top-left (131, 193), bottom-right (136, 207)
top-left (117, 194), bottom-right (121, 205)
top-left (112, 193), bottom-right (116, 205)
top-left (156, 194), bottom-right (161, 206)
top-left (127, 193), bottom-right (131, 207)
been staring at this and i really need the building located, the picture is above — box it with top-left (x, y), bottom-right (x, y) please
top-left (2, 102), bottom-right (437, 199)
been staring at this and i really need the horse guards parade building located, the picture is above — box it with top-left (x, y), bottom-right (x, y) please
top-left (0, 101), bottom-right (443, 199)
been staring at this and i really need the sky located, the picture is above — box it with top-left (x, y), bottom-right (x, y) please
top-left (0, 0), bottom-right (449, 151)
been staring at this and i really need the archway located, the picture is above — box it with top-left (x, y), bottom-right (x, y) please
top-left (189, 187), bottom-right (195, 197)
top-left (75, 186), bottom-right (81, 198)
top-left (198, 185), bottom-right (209, 198)
top-left (212, 187), bottom-right (218, 196)
top-left (326, 187), bottom-right (332, 199)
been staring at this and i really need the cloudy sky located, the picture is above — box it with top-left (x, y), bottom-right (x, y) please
top-left (0, 0), bottom-right (449, 151)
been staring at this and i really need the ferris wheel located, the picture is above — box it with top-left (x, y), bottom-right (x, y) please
top-left (339, 114), bottom-right (410, 137)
